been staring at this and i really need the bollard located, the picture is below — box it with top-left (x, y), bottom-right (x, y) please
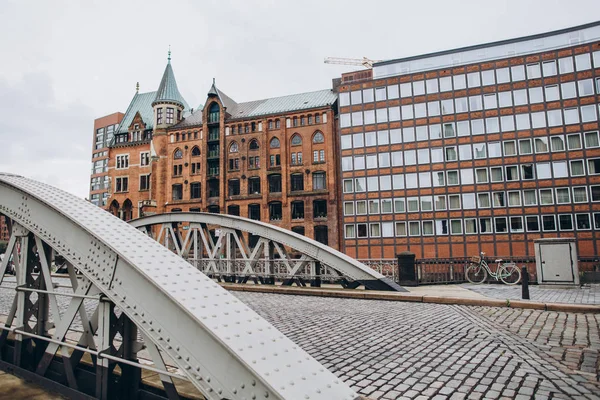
top-left (397, 251), bottom-right (418, 286)
top-left (521, 266), bottom-right (530, 300)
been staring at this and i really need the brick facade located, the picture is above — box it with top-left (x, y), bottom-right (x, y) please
top-left (102, 62), bottom-right (340, 249)
top-left (338, 24), bottom-right (600, 260)
top-left (90, 112), bottom-right (124, 207)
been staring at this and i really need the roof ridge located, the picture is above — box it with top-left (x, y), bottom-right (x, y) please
top-left (236, 88), bottom-right (333, 106)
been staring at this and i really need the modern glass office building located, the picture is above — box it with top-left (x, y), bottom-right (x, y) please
top-left (337, 21), bottom-right (600, 260)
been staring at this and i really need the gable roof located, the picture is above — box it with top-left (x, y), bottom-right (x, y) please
top-left (153, 62), bottom-right (188, 108)
top-left (117, 91), bottom-right (157, 134)
top-left (229, 89), bottom-right (337, 120)
top-left (174, 87), bottom-right (337, 129)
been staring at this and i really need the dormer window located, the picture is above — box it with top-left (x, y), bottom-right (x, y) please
top-left (167, 108), bottom-right (174, 124)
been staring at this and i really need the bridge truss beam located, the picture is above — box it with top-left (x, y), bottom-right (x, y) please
top-left (0, 173), bottom-right (360, 400)
top-left (131, 213), bottom-right (404, 291)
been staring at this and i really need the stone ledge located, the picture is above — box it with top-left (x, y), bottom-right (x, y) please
top-left (220, 283), bottom-right (600, 313)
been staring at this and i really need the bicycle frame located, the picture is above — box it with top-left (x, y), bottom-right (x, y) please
top-left (476, 258), bottom-right (504, 281)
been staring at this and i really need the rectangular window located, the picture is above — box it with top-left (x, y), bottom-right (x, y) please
top-left (556, 188), bottom-right (570, 204)
top-left (448, 194), bottom-right (460, 210)
top-left (542, 60), bottom-right (557, 77)
top-left (344, 225), bottom-right (355, 239)
top-left (526, 216), bottom-right (540, 232)
top-left (519, 139), bottom-right (532, 155)
top-left (585, 131), bottom-right (600, 148)
top-left (139, 174), bottom-right (150, 191)
top-left (576, 214), bottom-right (591, 230)
top-left (575, 53), bottom-right (592, 71)
top-left (561, 81), bottom-right (577, 99)
top-left (493, 192), bottom-right (505, 207)
top-left (530, 88), bottom-right (543, 103)
top-left (435, 195), bottom-right (446, 211)
top-left (567, 134), bottom-right (582, 150)
top-left (559, 57), bottom-right (574, 73)
top-left (115, 177), bottom-right (128, 193)
top-left (559, 214), bottom-right (573, 231)
top-left (408, 221), bottom-right (420, 236)
top-left (490, 167), bottom-right (503, 182)
top-left (447, 171), bottom-right (459, 185)
top-left (508, 191), bottom-right (521, 207)
top-left (480, 218), bottom-right (493, 233)
top-left (534, 137), bottom-right (549, 153)
top-left (573, 187), bottom-right (588, 203)
top-left (503, 141), bottom-right (517, 156)
top-left (552, 161), bottom-right (568, 178)
top-left (526, 63), bottom-right (541, 79)
top-left (551, 136), bottom-right (565, 152)
top-left (356, 201), bottom-right (367, 215)
top-left (539, 189), bottom-right (554, 205)
top-left (592, 186), bottom-right (600, 202)
top-left (510, 217), bottom-right (524, 232)
top-left (475, 168), bottom-right (488, 183)
top-left (570, 160), bottom-right (585, 176)
top-left (523, 190), bottom-right (537, 206)
top-left (477, 193), bottom-right (490, 208)
top-left (542, 215), bottom-right (556, 231)
top-left (495, 217), bottom-right (508, 233)
top-left (505, 166), bottom-right (518, 181)
top-left (116, 154), bottom-right (129, 169)
top-left (357, 224), bottom-right (368, 238)
top-left (395, 222), bottom-right (407, 237)
top-left (450, 220), bottom-right (463, 235)
top-left (369, 223), bottom-right (381, 238)
top-left (166, 108), bottom-right (174, 124)
top-left (464, 218), bottom-right (477, 234)
top-left (394, 198), bottom-right (405, 213)
top-left (473, 143), bottom-right (486, 159)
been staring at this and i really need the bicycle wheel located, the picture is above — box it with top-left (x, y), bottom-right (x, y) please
top-left (499, 263), bottom-right (521, 285)
top-left (465, 263), bottom-right (488, 284)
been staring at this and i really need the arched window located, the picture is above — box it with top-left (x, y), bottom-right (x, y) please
top-left (249, 139), bottom-right (259, 150)
top-left (291, 134), bottom-right (302, 146)
top-left (313, 131), bottom-right (325, 144)
top-left (174, 148), bottom-right (183, 159)
top-left (191, 146), bottom-right (201, 156)
top-left (229, 141), bottom-right (239, 153)
top-left (270, 137), bottom-right (280, 148)
top-left (208, 103), bottom-right (220, 123)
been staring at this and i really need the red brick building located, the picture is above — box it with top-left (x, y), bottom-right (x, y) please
top-left (104, 55), bottom-right (340, 248)
top-left (337, 21), bottom-right (600, 259)
top-left (90, 112), bottom-right (124, 207)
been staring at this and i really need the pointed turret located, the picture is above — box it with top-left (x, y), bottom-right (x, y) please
top-left (152, 52), bottom-right (187, 108)
top-left (152, 49), bottom-right (188, 128)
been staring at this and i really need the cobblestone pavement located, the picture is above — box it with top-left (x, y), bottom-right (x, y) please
top-left (2, 278), bottom-right (600, 399)
top-left (233, 292), bottom-right (600, 400)
top-left (474, 307), bottom-right (600, 380)
top-left (463, 283), bottom-right (600, 305)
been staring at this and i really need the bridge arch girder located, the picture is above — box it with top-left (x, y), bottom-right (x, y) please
top-left (129, 212), bottom-right (405, 291)
top-left (0, 173), bottom-right (360, 400)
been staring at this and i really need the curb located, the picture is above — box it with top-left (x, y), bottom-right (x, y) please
top-left (220, 283), bottom-right (600, 313)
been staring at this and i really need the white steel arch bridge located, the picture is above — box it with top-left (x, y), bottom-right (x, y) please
top-left (0, 173), bottom-right (400, 400)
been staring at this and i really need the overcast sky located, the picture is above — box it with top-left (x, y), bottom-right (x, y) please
top-left (0, 0), bottom-right (597, 199)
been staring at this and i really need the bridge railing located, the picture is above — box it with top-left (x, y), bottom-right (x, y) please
top-left (361, 256), bottom-right (600, 284)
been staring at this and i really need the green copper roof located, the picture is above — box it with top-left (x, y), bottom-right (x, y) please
top-left (153, 62), bottom-right (187, 107)
top-left (117, 91), bottom-right (157, 134)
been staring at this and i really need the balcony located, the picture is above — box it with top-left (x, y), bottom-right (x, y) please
top-left (208, 167), bottom-right (220, 177)
top-left (208, 133), bottom-right (219, 142)
top-left (208, 151), bottom-right (220, 158)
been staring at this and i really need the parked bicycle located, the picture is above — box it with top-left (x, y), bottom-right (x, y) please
top-left (465, 252), bottom-right (521, 285)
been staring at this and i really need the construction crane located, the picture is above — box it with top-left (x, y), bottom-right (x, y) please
top-left (324, 57), bottom-right (383, 68)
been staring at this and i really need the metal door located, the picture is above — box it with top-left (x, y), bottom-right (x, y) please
top-left (539, 243), bottom-right (574, 282)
